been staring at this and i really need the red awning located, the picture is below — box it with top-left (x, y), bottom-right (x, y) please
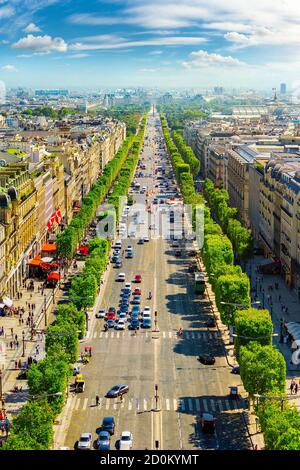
top-left (47, 272), bottom-right (60, 281)
top-left (42, 244), bottom-right (56, 253)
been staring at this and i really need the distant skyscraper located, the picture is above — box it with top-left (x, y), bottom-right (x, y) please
top-left (280, 83), bottom-right (287, 95)
top-left (214, 86), bottom-right (224, 95)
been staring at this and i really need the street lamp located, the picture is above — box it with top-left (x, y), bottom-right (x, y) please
top-left (44, 293), bottom-right (47, 327)
top-left (0, 369), bottom-right (2, 403)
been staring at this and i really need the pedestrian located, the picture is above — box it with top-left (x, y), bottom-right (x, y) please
top-left (10, 341), bottom-right (13, 349)
top-left (14, 360), bottom-right (18, 369)
top-left (18, 359), bottom-right (21, 369)
top-left (295, 383), bottom-right (298, 395)
top-left (16, 340), bottom-right (19, 348)
top-left (96, 395), bottom-right (100, 406)
top-left (291, 379), bottom-right (296, 394)
top-left (286, 307), bottom-right (289, 314)
top-left (279, 295), bottom-right (281, 302)
top-left (15, 334), bottom-right (18, 341)
top-left (120, 394), bottom-right (123, 403)
top-left (10, 328), bottom-right (13, 337)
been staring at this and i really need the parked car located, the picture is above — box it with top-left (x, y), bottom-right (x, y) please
top-left (129, 319), bottom-right (140, 330)
top-left (119, 431), bottom-right (133, 450)
top-left (115, 319), bottom-right (126, 330)
top-left (206, 318), bottom-right (216, 328)
top-left (106, 320), bottom-right (115, 328)
top-left (96, 309), bottom-right (106, 319)
top-left (132, 295), bottom-right (141, 305)
top-left (134, 274), bottom-right (142, 283)
top-left (142, 318), bottom-right (152, 329)
top-left (198, 354), bottom-right (216, 365)
top-left (117, 272), bottom-right (126, 282)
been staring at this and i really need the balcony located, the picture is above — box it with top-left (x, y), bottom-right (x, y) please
top-left (281, 205), bottom-right (292, 218)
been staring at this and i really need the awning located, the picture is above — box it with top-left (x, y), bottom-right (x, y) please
top-left (42, 243), bottom-right (56, 253)
top-left (3, 296), bottom-right (13, 308)
top-left (28, 258), bottom-right (42, 267)
top-left (285, 322), bottom-right (300, 342)
top-left (47, 272), bottom-right (60, 281)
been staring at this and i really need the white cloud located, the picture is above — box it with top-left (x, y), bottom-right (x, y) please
top-left (24, 23), bottom-right (41, 33)
top-left (139, 68), bottom-right (160, 73)
top-left (181, 49), bottom-right (244, 68)
top-left (0, 6), bottom-right (14, 19)
top-left (66, 53), bottom-right (90, 59)
top-left (149, 50), bottom-right (163, 55)
top-left (70, 36), bottom-right (207, 51)
top-left (68, 13), bottom-right (119, 25)
top-left (12, 34), bottom-right (67, 52)
top-left (1, 65), bottom-right (18, 72)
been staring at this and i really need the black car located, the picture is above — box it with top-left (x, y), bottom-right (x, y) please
top-left (206, 318), bottom-right (216, 328)
top-left (231, 366), bottom-right (240, 375)
top-left (198, 354), bottom-right (216, 365)
top-left (188, 263), bottom-right (196, 273)
top-left (100, 417), bottom-right (115, 435)
top-left (105, 384), bottom-right (129, 398)
top-left (17, 369), bottom-right (28, 380)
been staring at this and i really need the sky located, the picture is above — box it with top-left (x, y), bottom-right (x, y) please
top-left (0, 0), bottom-right (300, 90)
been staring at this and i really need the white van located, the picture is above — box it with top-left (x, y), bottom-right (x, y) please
top-left (114, 240), bottom-right (122, 250)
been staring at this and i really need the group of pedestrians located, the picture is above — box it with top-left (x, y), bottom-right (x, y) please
top-left (290, 379), bottom-right (299, 395)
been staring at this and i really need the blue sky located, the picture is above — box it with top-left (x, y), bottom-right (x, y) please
top-left (0, 0), bottom-right (299, 90)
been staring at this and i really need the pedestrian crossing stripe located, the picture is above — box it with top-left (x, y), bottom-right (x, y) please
top-left (93, 330), bottom-right (221, 340)
top-left (70, 396), bottom-right (246, 413)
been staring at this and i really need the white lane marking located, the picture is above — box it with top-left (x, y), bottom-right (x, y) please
top-left (93, 331), bottom-right (97, 338)
top-left (74, 397), bottom-right (80, 411)
top-left (113, 401), bottom-right (118, 410)
top-left (166, 399), bottom-right (170, 411)
top-left (145, 332), bottom-right (148, 338)
top-left (169, 331), bottom-right (172, 339)
top-left (195, 399), bottom-right (201, 412)
top-left (144, 399), bottom-right (148, 411)
top-left (105, 332), bottom-right (108, 338)
top-left (99, 332), bottom-right (103, 338)
top-left (83, 398), bottom-right (89, 410)
top-left (210, 400), bottom-right (216, 412)
top-left (116, 332), bottom-right (120, 338)
top-left (188, 399), bottom-right (193, 411)
top-left (111, 332), bottom-right (114, 339)
top-left (163, 331), bottom-right (166, 338)
top-left (136, 399), bottom-right (140, 411)
top-left (105, 400), bottom-right (110, 410)
top-left (203, 399), bottom-right (208, 412)
top-left (128, 399), bottom-right (132, 411)
top-left (173, 399), bottom-right (178, 411)
top-left (225, 399), bottom-right (230, 411)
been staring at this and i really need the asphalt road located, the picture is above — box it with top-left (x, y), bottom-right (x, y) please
top-left (61, 110), bottom-right (251, 451)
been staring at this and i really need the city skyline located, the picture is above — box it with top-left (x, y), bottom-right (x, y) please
top-left (0, 0), bottom-right (299, 89)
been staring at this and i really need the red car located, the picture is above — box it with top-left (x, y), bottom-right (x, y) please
top-left (106, 312), bottom-right (116, 321)
top-left (134, 274), bottom-right (142, 283)
top-left (133, 288), bottom-right (141, 296)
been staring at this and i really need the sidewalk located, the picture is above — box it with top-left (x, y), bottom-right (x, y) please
top-left (246, 255), bottom-right (300, 412)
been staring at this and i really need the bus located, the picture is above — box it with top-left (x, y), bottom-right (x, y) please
top-left (194, 272), bottom-right (205, 295)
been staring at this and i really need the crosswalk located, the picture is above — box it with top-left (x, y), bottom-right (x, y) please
top-left (68, 396), bottom-right (245, 413)
top-left (92, 330), bottom-right (221, 340)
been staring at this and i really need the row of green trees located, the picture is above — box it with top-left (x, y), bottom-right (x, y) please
top-left (157, 104), bottom-right (206, 130)
top-left (160, 113), bottom-right (300, 449)
top-left (172, 131), bottom-right (200, 177)
top-left (203, 178), bottom-right (252, 261)
top-left (103, 104), bottom-right (150, 135)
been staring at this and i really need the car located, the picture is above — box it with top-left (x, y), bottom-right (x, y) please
top-left (124, 282), bottom-right (131, 291)
top-left (118, 312), bottom-right (127, 321)
top-left (115, 319), bottom-right (126, 330)
top-left (17, 369), bottom-right (28, 380)
top-left (144, 236), bottom-right (150, 242)
top-left (133, 288), bottom-right (141, 296)
top-left (105, 384), bottom-right (129, 398)
top-left (188, 263), bottom-right (196, 273)
top-left (138, 239), bottom-right (145, 245)
top-left (96, 308), bottom-right (106, 319)
top-left (115, 260), bottom-right (122, 268)
top-left (143, 306), bottom-right (151, 315)
top-left (134, 274), bottom-right (142, 283)
top-left (114, 240), bottom-right (122, 250)
top-left (120, 298), bottom-right (130, 307)
top-left (77, 433), bottom-right (92, 450)
top-left (119, 431), bottom-right (133, 450)
top-left (131, 305), bottom-right (140, 314)
top-left (126, 245), bottom-right (133, 252)
top-left (132, 295), bottom-right (141, 305)
top-left (198, 354), bottom-right (216, 365)
top-left (206, 318), bottom-right (216, 328)
top-left (129, 319), bottom-right (140, 330)
top-left (108, 307), bottom-right (116, 313)
top-left (106, 312), bottom-right (116, 321)
top-left (175, 250), bottom-right (181, 258)
top-left (117, 272), bottom-right (126, 282)
top-left (97, 431), bottom-right (110, 451)
top-left (231, 366), bottom-right (240, 375)
top-left (119, 304), bottom-right (129, 313)
top-left (106, 319), bottom-right (116, 328)
top-left (100, 417), bottom-right (115, 435)
top-left (142, 312), bottom-right (151, 321)
top-left (142, 318), bottom-right (152, 328)
top-left (128, 230), bottom-right (136, 238)
top-left (111, 255), bottom-right (120, 264)
top-left (126, 251), bottom-right (134, 259)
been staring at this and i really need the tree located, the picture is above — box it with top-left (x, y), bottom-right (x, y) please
top-left (56, 303), bottom-right (86, 339)
top-left (234, 308), bottom-right (273, 358)
top-left (215, 272), bottom-right (250, 324)
top-left (239, 342), bottom-right (286, 400)
top-left (45, 322), bottom-right (78, 363)
top-left (203, 234), bottom-right (234, 278)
